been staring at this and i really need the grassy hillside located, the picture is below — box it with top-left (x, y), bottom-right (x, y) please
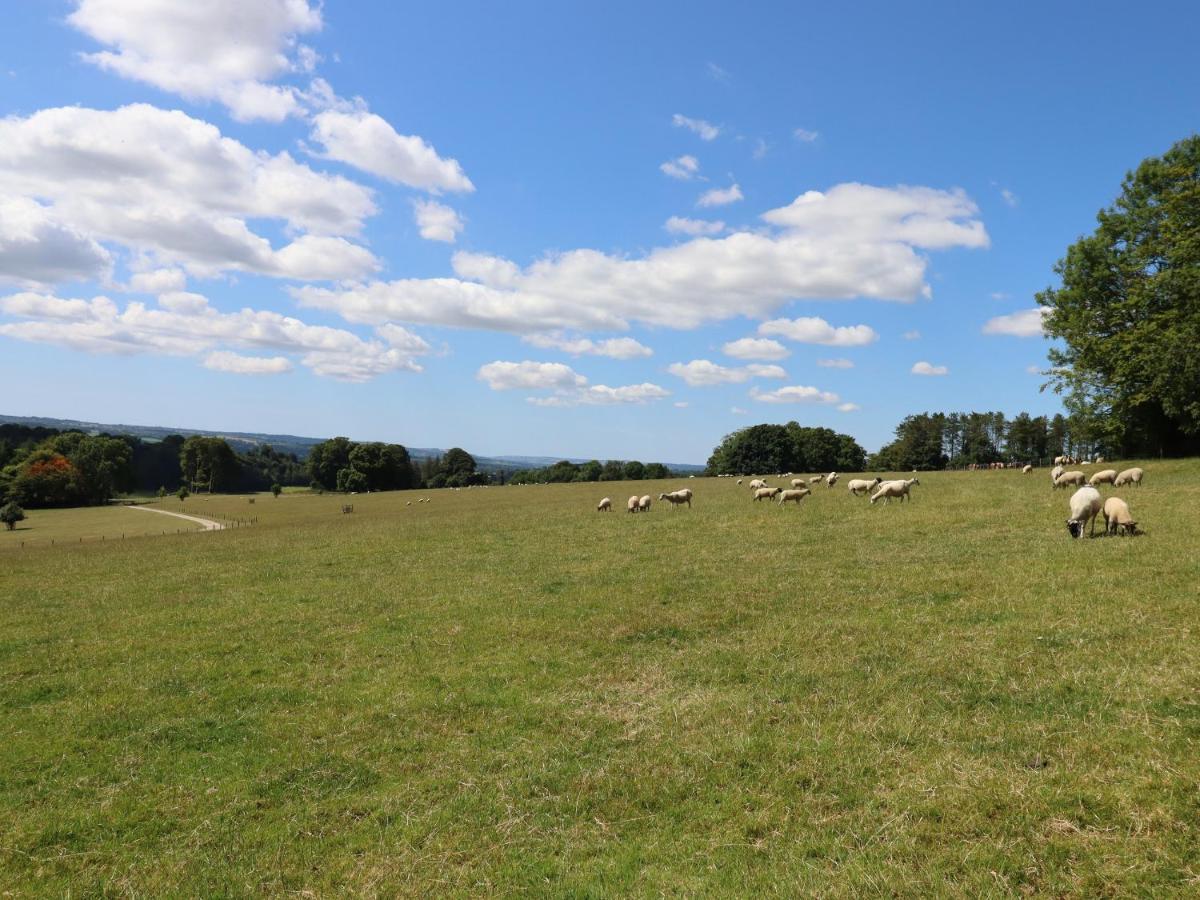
top-left (2, 462), bottom-right (1198, 894)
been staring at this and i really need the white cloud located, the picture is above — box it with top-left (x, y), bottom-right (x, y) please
top-left (990, 291), bottom-right (1009, 301)
top-left (752, 138), bottom-right (770, 160)
top-left (817, 358), bottom-right (854, 368)
top-left (750, 385), bottom-right (841, 404)
top-left (68, 0), bottom-right (322, 122)
top-left (902, 330), bottom-right (921, 340)
top-left (1000, 188), bottom-right (1018, 207)
top-left (759, 317), bottom-right (878, 347)
top-left (664, 216), bottom-right (725, 236)
top-left (667, 359), bottom-right (786, 387)
top-left (911, 361), bottom-right (948, 376)
top-left (672, 114), bottom-right (720, 141)
top-left (203, 350), bottom-right (292, 375)
top-left (0, 290), bottom-right (430, 381)
top-left (309, 109), bottom-right (473, 193)
top-left (477, 360), bottom-right (586, 391)
top-left (983, 307), bottom-right (1047, 337)
top-left (706, 62), bottom-right (729, 82)
top-left (731, 406), bottom-right (749, 415)
top-left (793, 128), bottom-right (819, 143)
top-left (722, 337), bottom-right (789, 361)
top-left (660, 155), bottom-right (700, 180)
top-left (697, 184), bottom-right (743, 208)
top-left (674, 401), bottom-right (689, 408)
top-left (128, 268), bottom-right (186, 294)
top-left (0, 104), bottom-right (379, 280)
top-left (1026, 364), bottom-right (1043, 375)
top-left (0, 197), bottom-right (111, 286)
top-left (293, 183), bottom-right (988, 334)
top-left (522, 333), bottom-right (652, 359)
top-left (837, 402), bottom-right (860, 412)
top-left (528, 383), bottom-right (670, 407)
top-left (412, 200), bottom-right (464, 243)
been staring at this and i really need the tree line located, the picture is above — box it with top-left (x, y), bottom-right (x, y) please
top-left (507, 459), bottom-right (678, 484)
top-left (704, 423), bottom-right (867, 476)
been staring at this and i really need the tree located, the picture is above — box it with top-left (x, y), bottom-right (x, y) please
top-left (1039, 135), bottom-right (1200, 457)
top-left (599, 460), bottom-right (625, 481)
top-left (1, 501), bottom-right (25, 531)
top-left (157, 486), bottom-right (167, 499)
top-left (307, 437), bottom-right (353, 491)
top-left (623, 460), bottom-right (645, 481)
top-left (576, 460), bottom-right (603, 482)
top-left (177, 485), bottom-right (189, 502)
top-left (271, 483), bottom-right (282, 498)
top-left (179, 436), bottom-right (238, 492)
top-left (643, 462), bottom-right (670, 480)
top-left (441, 448), bottom-right (476, 478)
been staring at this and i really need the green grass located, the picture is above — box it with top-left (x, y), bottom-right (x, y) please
top-left (2, 462), bottom-right (1198, 894)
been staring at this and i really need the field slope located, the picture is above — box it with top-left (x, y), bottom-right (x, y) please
top-left (3, 463), bottom-right (1199, 894)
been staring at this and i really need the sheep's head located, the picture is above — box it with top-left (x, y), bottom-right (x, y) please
top-left (1066, 519), bottom-right (1084, 539)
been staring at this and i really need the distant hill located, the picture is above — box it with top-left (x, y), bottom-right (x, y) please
top-left (0, 414), bottom-right (705, 473)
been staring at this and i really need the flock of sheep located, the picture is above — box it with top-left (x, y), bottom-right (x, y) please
top-left (1052, 463), bottom-right (1145, 538)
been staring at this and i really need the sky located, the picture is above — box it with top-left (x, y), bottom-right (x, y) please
top-left (1, 1), bottom-right (1197, 463)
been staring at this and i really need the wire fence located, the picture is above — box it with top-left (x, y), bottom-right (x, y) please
top-left (3, 512), bottom-right (258, 551)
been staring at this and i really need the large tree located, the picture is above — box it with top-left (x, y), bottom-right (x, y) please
top-left (1039, 135), bottom-right (1200, 456)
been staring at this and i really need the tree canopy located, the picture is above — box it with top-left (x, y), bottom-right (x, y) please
top-left (705, 423), bottom-right (866, 475)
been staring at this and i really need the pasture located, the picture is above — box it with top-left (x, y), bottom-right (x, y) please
top-left (2, 461), bottom-right (1199, 894)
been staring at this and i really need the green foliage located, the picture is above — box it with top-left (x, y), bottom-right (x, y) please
top-left (307, 437), bottom-right (354, 491)
top-left (157, 486), bottom-right (167, 499)
top-left (0, 501), bottom-right (24, 530)
top-left (706, 422), bottom-right (866, 475)
top-left (180, 436), bottom-right (238, 493)
top-left (1039, 134), bottom-right (1200, 456)
top-left (176, 486), bottom-right (189, 502)
top-left (271, 483), bottom-right (282, 498)
top-left (622, 460), bottom-right (645, 481)
top-left (310, 437), bottom-right (418, 492)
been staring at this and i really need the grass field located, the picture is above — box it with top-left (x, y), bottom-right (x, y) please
top-left (2, 462), bottom-right (1199, 894)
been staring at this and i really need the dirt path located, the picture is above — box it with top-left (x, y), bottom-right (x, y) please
top-left (124, 504), bottom-right (225, 531)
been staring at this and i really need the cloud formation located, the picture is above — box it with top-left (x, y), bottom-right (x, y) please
top-left (759, 316), bottom-right (878, 347)
top-left (750, 384), bottom-right (841, 404)
top-left (672, 114), bottom-right (720, 141)
top-left (667, 359), bottom-right (787, 387)
top-left (722, 337), bottom-right (789, 361)
top-left (203, 350), bottom-right (293, 375)
top-left (817, 358), bottom-right (854, 368)
top-left (664, 216), bottom-right (724, 236)
top-left (522, 333), bottom-right (652, 359)
top-left (412, 200), bottom-right (465, 243)
top-left (697, 184), bottom-right (743, 207)
top-left (660, 155), bottom-right (700, 180)
top-left (983, 307), bottom-right (1048, 337)
top-left (477, 359), bottom-right (668, 407)
top-left (911, 361), bottom-right (948, 376)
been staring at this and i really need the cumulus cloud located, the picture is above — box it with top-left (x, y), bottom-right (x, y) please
top-left (0, 104), bottom-right (379, 280)
top-left (128, 268), bottom-right (187, 294)
top-left (817, 358), bottom-right (854, 368)
top-left (664, 216), bottom-right (725, 236)
top-left (203, 350), bottom-right (292, 375)
top-left (522, 332), bottom-right (652, 359)
top-left (759, 316), bottom-right (878, 347)
top-left (412, 200), bottom-right (464, 243)
top-left (697, 184), bottom-right (743, 208)
top-left (722, 337), bottom-right (789, 361)
top-left (667, 359), bottom-right (786, 387)
top-left (478, 359), bottom-right (667, 407)
top-left (0, 197), bottom-right (111, 286)
top-left (983, 307), bottom-right (1048, 337)
top-left (911, 361), bottom-right (948, 376)
top-left (293, 183), bottom-right (988, 333)
top-left (750, 384), bottom-right (841, 404)
top-left (0, 290), bottom-right (428, 381)
top-left (527, 383), bottom-right (670, 407)
top-left (672, 114), bottom-right (720, 141)
top-left (837, 402), bottom-right (860, 412)
top-left (660, 155), bottom-right (700, 180)
top-left (793, 128), bottom-right (819, 143)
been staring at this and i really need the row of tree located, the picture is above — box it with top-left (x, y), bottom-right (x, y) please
top-left (704, 423), bottom-right (867, 476)
top-left (507, 459), bottom-right (677, 484)
top-left (306, 438), bottom-right (492, 491)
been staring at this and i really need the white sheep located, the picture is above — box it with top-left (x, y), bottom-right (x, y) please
top-left (1114, 467), bottom-right (1144, 488)
top-left (627, 495), bottom-right (640, 513)
top-left (790, 478), bottom-right (808, 488)
top-left (638, 494), bottom-right (652, 512)
top-left (749, 479), bottom-right (768, 490)
top-left (753, 486), bottom-right (781, 501)
top-left (1102, 496), bottom-right (1139, 536)
top-left (1022, 464), bottom-right (1033, 474)
top-left (1088, 469), bottom-right (1118, 486)
top-left (846, 477), bottom-right (881, 496)
top-left (825, 472), bottom-right (839, 488)
top-left (1066, 486), bottom-right (1103, 538)
top-left (777, 488), bottom-right (810, 505)
top-left (1054, 470), bottom-right (1086, 489)
top-left (597, 497), bottom-right (612, 512)
top-left (1051, 464), bottom-right (1064, 486)
top-left (1095, 456), bottom-right (1105, 464)
top-left (869, 478), bottom-right (919, 504)
top-left (658, 489), bottom-right (692, 508)
top-left (736, 478), bottom-right (743, 485)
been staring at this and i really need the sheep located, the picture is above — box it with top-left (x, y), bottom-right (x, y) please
top-left (1054, 470), bottom-right (1086, 489)
top-left (749, 478), bottom-right (768, 490)
top-left (847, 477), bottom-right (882, 496)
top-left (1022, 464), bottom-right (1033, 474)
top-left (869, 478), bottom-right (919, 504)
top-left (826, 472), bottom-right (839, 488)
top-left (1054, 455), bottom-right (1065, 466)
top-left (791, 478), bottom-right (808, 488)
top-left (597, 497), bottom-right (612, 512)
top-left (627, 495), bottom-right (640, 513)
top-left (1088, 469), bottom-right (1118, 487)
top-left (753, 487), bottom-right (781, 501)
top-left (1066, 486), bottom-right (1103, 538)
top-left (777, 488), bottom-right (810, 505)
top-left (638, 495), bottom-right (652, 512)
top-left (658, 489), bottom-right (692, 508)
top-left (1114, 467), bottom-right (1144, 488)
top-left (736, 478), bottom-right (743, 485)
top-left (1102, 497), bottom-right (1139, 536)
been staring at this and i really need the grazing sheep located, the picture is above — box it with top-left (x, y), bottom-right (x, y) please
top-left (869, 478), bottom-right (919, 505)
top-left (1054, 470), bottom-right (1086, 489)
top-left (777, 488), bottom-right (810, 505)
top-left (826, 472), bottom-right (839, 488)
top-left (1022, 464), bottom-right (1033, 474)
top-left (1051, 464), bottom-right (1064, 485)
top-left (597, 497), bottom-right (612, 512)
top-left (791, 478), bottom-right (808, 488)
top-left (1094, 456), bottom-right (1105, 464)
top-left (1102, 497), bottom-right (1139, 536)
top-left (736, 478), bottom-right (743, 485)
top-left (1066, 486), bottom-right (1103, 538)
top-left (753, 487), bottom-right (781, 501)
top-left (749, 478), bottom-right (768, 490)
top-left (627, 495), bottom-right (640, 513)
top-left (847, 477), bottom-right (882, 496)
top-left (638, 495), bottom-right (652, 512)
top-left (658, 489), bottom-right (693, 508)
top-left (1114, 467), bottom-right (1144, 488)
top-left (1054, 455), bottom-right (1065, 466)
top-left (1089, 469), bottom-right (1118, 486)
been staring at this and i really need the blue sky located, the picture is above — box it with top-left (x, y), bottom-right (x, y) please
top-left (1, 1), bottom-right (1197, 463)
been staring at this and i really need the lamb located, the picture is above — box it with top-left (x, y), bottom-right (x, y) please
top-left (1088, 469), bottom-right (1118, 486)
top-left (749, 478), bottom-right (768, 490)
top-left (753, 487), bottom-right (781, 501)
top-left (638, 495), bottom-right (652, 512)
top-left (1066, 486), bottom-right (1103, 538)
top-left (1102, 497), bottom-right (1139, 535)
top-left (597, 497), bottom-right (612, 512)
top-left (1054, 470), bottom-right (1086, 489)
top-left (869, 478), bottom-right (919, 504)
top-left (627, 495), bottom-right (640, 513)
top-left (777, 488), bottom-right (810, 505)
top-left (658, 489), bottom-right (692, 508)
top-left (1114, 467), bottom-right (1144, 488)
top-left (1022, 464), bottom-right (1033, 474)
top-left (825, 472), bottom-right (839, 488)
top-left (847, 477), bottom-right (882, 496)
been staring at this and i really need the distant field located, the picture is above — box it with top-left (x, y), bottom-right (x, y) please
top-left (2, 462), bottom-right (1199, 894)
